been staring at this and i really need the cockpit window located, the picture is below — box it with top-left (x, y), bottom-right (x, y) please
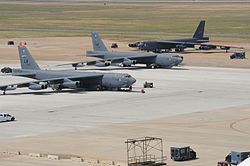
top-left (124, 75), bottom-right (131, 78)
top-left (173, 55), bottom-right (180, 58)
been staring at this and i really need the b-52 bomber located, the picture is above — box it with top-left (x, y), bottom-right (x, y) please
top-left (0, 44), bottom-right (136, 95)
top-left (129, 20), bottom-right (243, 53)
top-left (63, 32), bottom-right (183, 70)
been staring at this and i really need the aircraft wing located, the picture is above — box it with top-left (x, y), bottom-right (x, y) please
top-left (57, 55), bottom-right (157, 68)
top-left (151, 40), bottom-right (244, 50)
top-left (156, 40), bottom-right (244, 50)
top-left (57, 61), bottom-right (86, 68)
top-left (153, 40), bottom-right (197, 46)
top-left (90, 55), bottom-right (157, 65)
top-left (0, 74), bottom-right (103, 91)
top-left (198, 43), bottom-right (244, 50)
top-left (105, 55), bottom-right (157, 64)
top-left (12, 72), bottom-right (36, 78)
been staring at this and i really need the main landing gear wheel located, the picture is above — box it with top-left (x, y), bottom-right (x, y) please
top-left (96, 85), bottom-right (102, 91)
top-left (129, 86), bottom-right (132, 91)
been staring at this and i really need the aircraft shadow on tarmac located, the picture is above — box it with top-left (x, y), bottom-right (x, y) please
top-left (0, 89), bottom-right (88, 96)
top-left (0, 88), bottom-right (144, 96)
top-left (180, 50), bottom-right (233, 54)
top-left (76, 66), bottom-right (189, 71)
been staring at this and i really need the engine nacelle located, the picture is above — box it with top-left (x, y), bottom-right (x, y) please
top-left (29, 84), bottom-right (47, 90)
top-left (199, 45), bottom-right (216, 50)
top-left (128, 42), bottom-right (140, 48)
top-left (175, 45), bottom-right (186, 52)
top-left (220, 46), bottom-right (230, 50)
top-left (73, 62), bottom-right (85, 68)
top-left (95, 61), bottom-right (111, 67)
top-left (62, 81), bottom-right (80, 89)
top-left (176, 45), bottom-right (187, 49)
top-left (6, 85), bottom-right (17, 91)
top-left (121, 59), bottom-right (136, 67)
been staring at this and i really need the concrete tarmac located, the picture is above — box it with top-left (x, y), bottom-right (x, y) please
top-left (0, 64), bottom-right (250, 165)
top-left (0, 65), bottom-right (249, 138)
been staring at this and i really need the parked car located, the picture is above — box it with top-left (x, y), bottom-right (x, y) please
top-left (0, 113), bottom-right (15, 122)
top-left (171, 146), bottom-right (197, 161)
top-left (1, 67), bottom-right (12, 73)
top-left (230, 52), bottom-right (246, 59)
top-left (7, 40), bottom-right (14, 45)
top-left (111, 43), bottom-right (118, 48)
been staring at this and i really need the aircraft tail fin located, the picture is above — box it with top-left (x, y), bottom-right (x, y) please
top-left (18, 43), bottom-right (41, 70)
top-left (91, 32), bottom-right (108, 51)
top-left (193, 20), bottom-right (205, 39)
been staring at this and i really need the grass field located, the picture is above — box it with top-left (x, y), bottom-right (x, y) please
top-left (0, 2), bottom-right (249, 42)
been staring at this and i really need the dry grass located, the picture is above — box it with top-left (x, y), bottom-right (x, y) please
top-left (0, 3), bottom-right (249, 42)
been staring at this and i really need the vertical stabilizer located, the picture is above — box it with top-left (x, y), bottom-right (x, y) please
top-left (91, 32), bottom-right (108, 51)
top-left (18, 43), bottom-right (40, 70)
top-left (193, 20), bottom-right (205, 39)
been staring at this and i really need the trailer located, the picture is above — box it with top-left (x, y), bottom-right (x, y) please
top-left (170, 146), bottom-right (196, 161)
top-left (143, 81), bottom-right (153, 88)
top-left (225, 150), bottom-right (250, 165)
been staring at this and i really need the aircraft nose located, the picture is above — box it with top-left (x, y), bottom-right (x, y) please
top-left (178, 56), bottom-right (183, 63)
top-left (173, 56), bottom-right (183, 66)
top-left (130, 77), bottom-right (136, 84)
top-left (176, 56), bottom-right (183, 63)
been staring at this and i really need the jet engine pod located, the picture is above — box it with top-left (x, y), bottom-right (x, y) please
top-left (62, 81), bottom-right (80, 89)
top-left (175, 45), bottom-right (187, 52)
top-left (6, 85), bottom-right (17, 91)
top-left (29, 83), bottom-right (47, 90)
top-left (199, 45), bottom-right (216, 50)
top-left (73, 62), bottom-right (85, 68)
top-left (95, 61), bottom-right (111, 67)
top-left (121, 59), bottom-right (136, 67)
top-left (128, 42), bottom-right (140, 48)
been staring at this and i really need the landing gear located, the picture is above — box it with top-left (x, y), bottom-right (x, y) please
top-left (175, 48), bottom-right (184, 52)
top-left (129, 86), bottom-right (132, 91)
top-left (120, 64), bottom-right (132, 67)
top-left (96, 85), bottom-right (102, 91)
top-left (3, 91), bottom-right (6, 95)
top-left (52, 85), bottom-right (62, 91)
top-left (146, 64), bottom-right (159, 69)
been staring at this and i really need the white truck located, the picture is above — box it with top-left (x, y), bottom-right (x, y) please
top-left (0, 113), bottom-right (15, 122)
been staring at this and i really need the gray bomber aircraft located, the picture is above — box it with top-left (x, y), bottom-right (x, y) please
top-left (63, 32), bottom-right (183, 70)
top-left (129, 20), bottom-right (243, 53)
top-left (0, 44), bottom-right (136, 95)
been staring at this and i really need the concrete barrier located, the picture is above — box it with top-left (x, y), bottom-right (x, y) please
top-left (29, 153), bottom-right (41, 157)
top-left (71, 157), bottom-right (83, 162)
top-left (115, 162), bottom-right (126, 166)
top-left (85, 159), bottom-right (100, 164)
top-left (101, 160), bottom-right (116, 165)
top-left (48, 154), bottom-right (60, 160)
top-left (8, 151), bottom-right (21, 155)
